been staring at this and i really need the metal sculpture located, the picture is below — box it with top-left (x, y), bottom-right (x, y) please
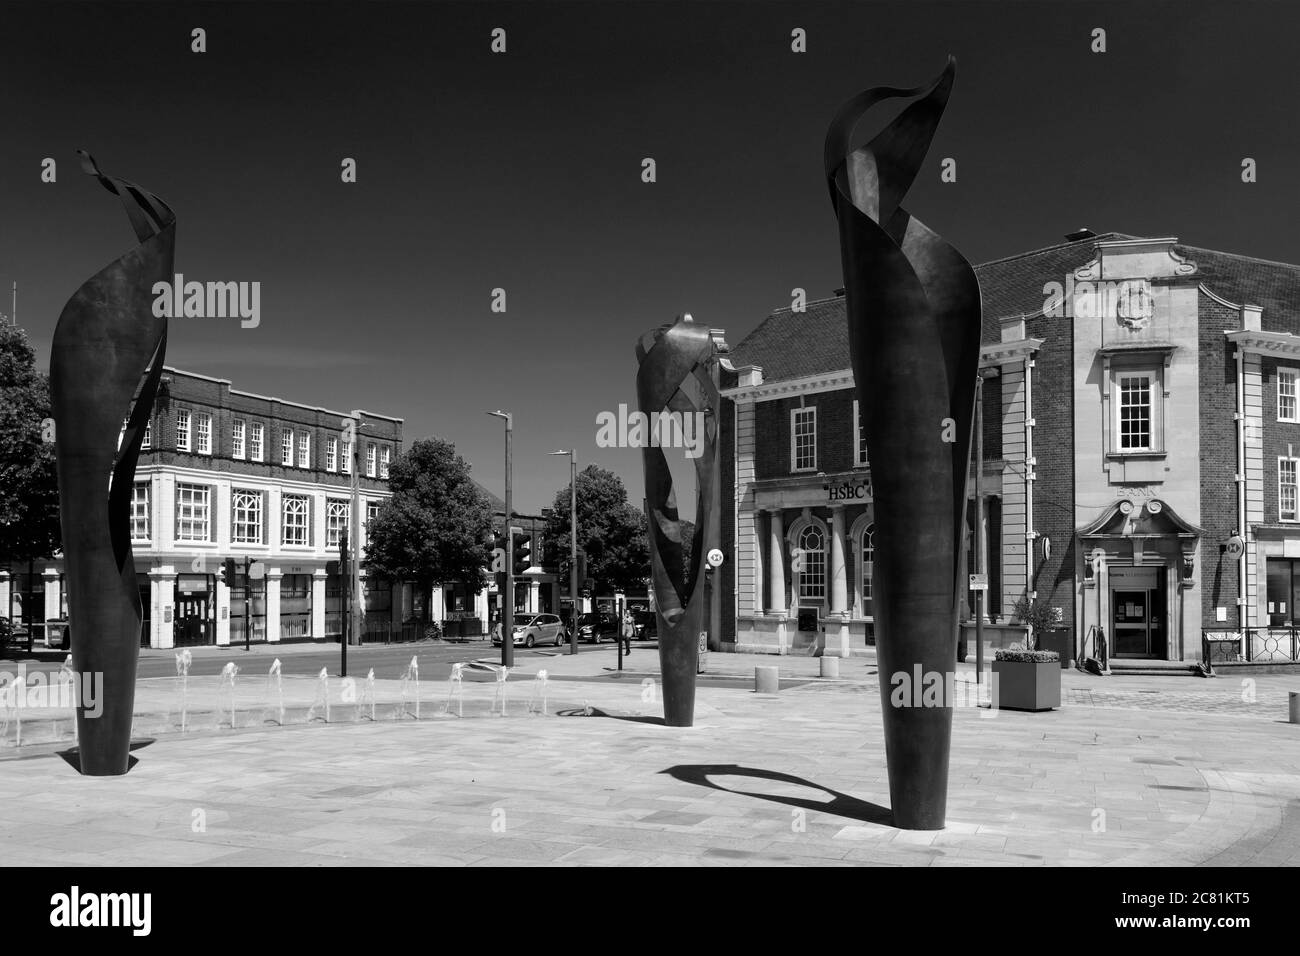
top-left (50, 152), bottom-right (173, 775)
top-left (635, 314), bottom-right (719, 727)
top-left (823, 58), bottom-right (982, 829)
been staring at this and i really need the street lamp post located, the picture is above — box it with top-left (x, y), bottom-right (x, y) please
top-left (348, 411), bottom-right (364, 649)
top-left (488, 411), bottom-right (513, 668)
top-left (549, 449), bottom-right (579, 655)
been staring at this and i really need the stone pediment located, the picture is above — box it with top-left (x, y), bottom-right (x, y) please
top-left (1078, 498), bottom-right (1203, 539)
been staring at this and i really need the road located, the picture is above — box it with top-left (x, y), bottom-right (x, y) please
top-left (1, 637), bottom-right (646, 682)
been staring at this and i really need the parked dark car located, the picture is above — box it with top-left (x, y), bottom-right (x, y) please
top-left (632, 609), bottom-right (657, 639)
top-left (575, 612), bottom-right (618, 643)
top-left (0, 618), bottom-right (33, 655)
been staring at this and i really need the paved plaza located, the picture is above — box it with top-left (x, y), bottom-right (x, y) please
top-left (1, 646), bottom-right (1298, 866)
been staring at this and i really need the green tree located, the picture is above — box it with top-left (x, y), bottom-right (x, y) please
top-left (0, 324), bottom-right (60, 574)
top-left (545, 465), bottom-right (649, 596)
top-left (362, 438), bottom-right (494, 624)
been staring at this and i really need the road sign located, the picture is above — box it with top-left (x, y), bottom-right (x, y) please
top-left (1224, 535), bottom-right (1245, 559)
top-left (706, 548), bottom-right (724, 569)
top-left (969, 573), bottom-right (988, 591)
top-left (248, 561), bottom-right (267, 580)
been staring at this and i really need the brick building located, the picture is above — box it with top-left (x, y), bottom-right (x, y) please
top-left (718, 232), bottom-right (1300, 664)
top-left (1, 367), bottom-right (403, 648)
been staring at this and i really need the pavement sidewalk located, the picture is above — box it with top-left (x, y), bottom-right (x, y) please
top-left (1, 641), bottom-right (1299, 866)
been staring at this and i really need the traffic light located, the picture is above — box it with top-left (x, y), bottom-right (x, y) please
top-left (217, 557), bottom-right (237, 586)
top-left (512, 531), bottom-right (532, 576)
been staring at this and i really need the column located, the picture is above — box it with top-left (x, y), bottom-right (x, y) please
top-left (768, 509), bottom-right (787, 615)
top-left (265, 568), bottom-right (282, 643)
top-left (152, 569), bottom-right (176, 649)
top-left (311, 569), bottom-right (327, 639)
top-left (43, 567), bottom-right (61, 627)
top-left (0, 571), bottom-right (9, 624)
top-left (829, 506), bottom-right (848, 616)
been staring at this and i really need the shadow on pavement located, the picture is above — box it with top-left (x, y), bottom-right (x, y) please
top-left (556, 706), bottom-right (665, 725)
top-left (57, 738), bottom-right (156, 775)
top-left (660, 763), bottom-right (893, 825)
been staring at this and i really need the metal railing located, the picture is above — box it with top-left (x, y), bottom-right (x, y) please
top-left (1202, 629), bottom-right (1300, 665)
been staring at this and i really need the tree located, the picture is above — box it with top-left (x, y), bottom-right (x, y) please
top-left (362, 438), bottom-right (494, 624)
top-left (0, 324), bottom-right (60, 573)
top-left (545, 465), bottom-right (649, 596)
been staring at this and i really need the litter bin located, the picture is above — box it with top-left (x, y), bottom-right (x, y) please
top-left (46, 619), bottom-right (69, 650)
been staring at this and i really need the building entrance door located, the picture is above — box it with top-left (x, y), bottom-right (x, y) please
top-left (176, 594), bottom-right (211, 646)
top-left (1109, 566), bottom-right (1166, 658)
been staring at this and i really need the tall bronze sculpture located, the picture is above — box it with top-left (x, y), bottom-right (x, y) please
top-left (635, 315), bottom-right (719, 727)
top-left (823, 58), bottom-right (982, 828)
top-left (50, 153), bottom-right (173, 774)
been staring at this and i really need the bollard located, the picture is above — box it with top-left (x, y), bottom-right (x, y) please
top-left (1291, 691), bottom-right (1300, 724)
top-left (754, 666), bottom-right (779, 694)
top-left (819, 656), bottom-right (840, 679)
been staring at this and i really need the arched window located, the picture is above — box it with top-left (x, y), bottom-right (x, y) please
top-left (861, 524), bottom-right (875, 617)
top-left (797, 525), bottom-right (826, 601)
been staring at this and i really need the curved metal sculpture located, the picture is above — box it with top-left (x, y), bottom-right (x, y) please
top-left (635, 315), bottom-right (719, 727)
top-left (50, 152), bottom-right (173, 775)
top-left (823, 58), bottom-right (982, 828)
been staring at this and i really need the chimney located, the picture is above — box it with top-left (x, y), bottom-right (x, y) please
top-left (1065, 228), bottom-right (1097, 242)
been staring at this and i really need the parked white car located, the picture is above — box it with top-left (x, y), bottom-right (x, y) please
top-left (492, 613), bottom-right (566, 648)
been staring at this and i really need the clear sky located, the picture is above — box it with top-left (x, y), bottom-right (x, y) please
top-left (4, 0), bottom-right (1300, 512)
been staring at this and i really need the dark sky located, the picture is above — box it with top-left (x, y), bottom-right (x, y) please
top-left (4, 0), bottom-right (1300, 512)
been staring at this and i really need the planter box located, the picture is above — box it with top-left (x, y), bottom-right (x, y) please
top-left (992, 659), bottom-right (1061, 712)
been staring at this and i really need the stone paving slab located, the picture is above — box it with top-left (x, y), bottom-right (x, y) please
top-left (0, 657), bottom-right (1298, 866)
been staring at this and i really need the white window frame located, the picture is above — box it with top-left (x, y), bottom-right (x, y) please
top-left (326, 436), bottom-right (338, 472)
top-left (175, 483), bottom-right (210, 542)
top-left (282, 494), bottom-right (310, 546)
top-left (281, 428), bottom-right (294, 466)
top-left (249, 422), bottom-right (264, 462)
top-left (366, 442), bottom-right (377, 478)
top-left (790, 406), bottom-right (817, 473)
top-left (342, 440), bottom-right (352, 475)
top-left (1281, 457), bottom-right (1300, 522)
top-left (195, 411), bottom-right (212, 455)
top-left (130, 482), bottom-right (150, 541)
top-left (175, 408), bottom-right (191, 452)
top-left (851, 399), bottom-right (868, 468)
top-left (380, 445), bottom-right (391, 479)
top-left (861, 524), bottom-right (875, 617)
top-left (297, 431), bottom-right (311, 469)
top-left (326, 499), bottom-right (350, 550)
top-left (1280, 368), bottom-right (1299, 423)
top-left (232, 419), bottom-right (246, 460)
top-left (1115, 372), bottom-right (1155, 453)
top-left (142, 417), bottom-right (151, 450)
top-left (231, 489), bottom-right (263, 545)
top-left (796, 524), bottom-right (826, 601)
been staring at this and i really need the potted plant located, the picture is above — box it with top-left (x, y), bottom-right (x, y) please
top-left (991, 597), bottom-right (1062, 711)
